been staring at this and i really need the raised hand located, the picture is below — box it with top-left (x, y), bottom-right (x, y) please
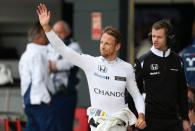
top-left (36, 3), bottom-right (51, 32)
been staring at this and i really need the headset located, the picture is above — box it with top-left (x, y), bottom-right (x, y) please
top-left (148, 19), bottom-right (176, 47)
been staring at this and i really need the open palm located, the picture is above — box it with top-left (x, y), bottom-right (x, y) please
top-left (37, 3), bottom-right (51, 26)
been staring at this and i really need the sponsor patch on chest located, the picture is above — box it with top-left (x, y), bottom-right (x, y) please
top-left (149, 63), bottom-right (160, 76)
top-left (94, 72), bottom-right (110, 80)
top-left (114, 76), bottom-right (126, 81)
top-left (150, 64), bottom-right (159, 70)
top-left (150, 72), bottom-right (160, 75)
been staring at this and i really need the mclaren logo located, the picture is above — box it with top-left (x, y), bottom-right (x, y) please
top-left (150, 64), bottom-right (159, 71)
top-left (98, 65), bottom-right (107, 73)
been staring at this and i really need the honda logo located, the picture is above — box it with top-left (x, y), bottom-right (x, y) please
top-left (150, 64), bottom-right (159, 70)
top-left (98, 65), bottom-right (107, 73)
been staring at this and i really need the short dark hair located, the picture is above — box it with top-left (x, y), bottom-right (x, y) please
top-left (152, 19), bottom-right (172, 37)
top-left (101, 26), bottom-right (122, 44)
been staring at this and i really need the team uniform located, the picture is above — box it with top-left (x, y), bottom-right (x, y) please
top-left (45, 30), bottom-right (145, 130)
top-left (135, 46), bottom-right (188, 131)
top-left (19, 43), bottom-right (56, 131)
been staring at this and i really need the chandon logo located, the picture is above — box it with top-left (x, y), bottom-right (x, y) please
top-left (94, 88), bottom-right (124, 97)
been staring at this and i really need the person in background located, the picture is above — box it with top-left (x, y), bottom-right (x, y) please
top-left (37, 3), bottom-right (146, 131)
top-left (134, 19), bottom-right (191, 131)
top-left (19, 22), bottom-right (57, 131)
top-left (180, 20), bottom-right (195, 103)
top-left (47, 20), bottom-right (81, 131)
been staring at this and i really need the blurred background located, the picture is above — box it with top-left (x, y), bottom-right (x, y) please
top-left (0, 0), bottom-right (195, 129)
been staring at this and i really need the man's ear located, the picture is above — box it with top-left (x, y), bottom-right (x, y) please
top-left (115, 43), bottom-right (121, 51)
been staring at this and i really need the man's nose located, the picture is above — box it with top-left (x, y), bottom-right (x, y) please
top-left (101, 43), bottom-right (105, 48)
top-left (153, 37), bottom-right (157, 42)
